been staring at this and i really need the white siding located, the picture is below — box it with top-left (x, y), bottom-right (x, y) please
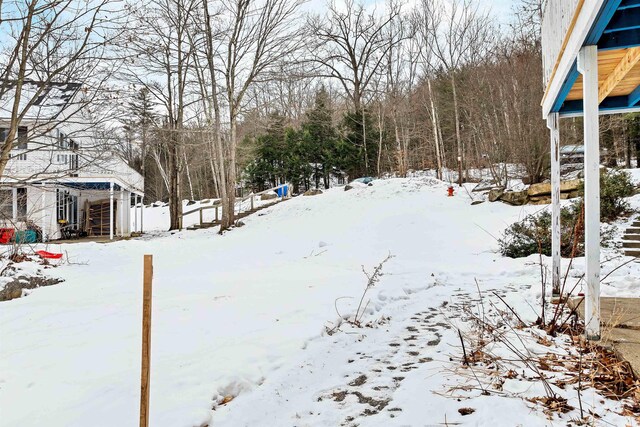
top-left (541, 0), bottom-right (606, 117)
top-left (542, 0), bottom-right (582, 86)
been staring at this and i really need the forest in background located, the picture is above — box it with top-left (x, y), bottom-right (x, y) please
top-left (2, 0), bottom-right (640, 232)
top-left (116, 0), bottom-right (640, 206)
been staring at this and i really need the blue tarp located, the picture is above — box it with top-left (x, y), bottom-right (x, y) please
top-left (276, 185), bottom-right (289, 197)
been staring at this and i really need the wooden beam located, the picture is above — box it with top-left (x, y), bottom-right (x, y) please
top-left (604, 8), bottom-right (640, 33)
top-left (598, 47), bottom-right (640, 103)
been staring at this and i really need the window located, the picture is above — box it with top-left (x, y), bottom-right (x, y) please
top-left (17, 127), bottom-right (27, 149)
top-left (69, 154), bottom-right (79, 170)
top-left (16, 188), bottom-right (26, 220)
top-left (0, 127), bottom-right (28, 149)
top-left (0, 190), bottom-right (12, 220)
top-left (57, 130), bottom-right (69, 149)
top-left (56, 154), bottom-right (68, 164)
top-left (56, 190), bottom-right (65, 222)
top-left (11, 153), bottom-right (27, 161)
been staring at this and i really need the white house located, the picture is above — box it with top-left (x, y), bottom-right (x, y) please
top-left (0, 81), bottom-right (144, 241)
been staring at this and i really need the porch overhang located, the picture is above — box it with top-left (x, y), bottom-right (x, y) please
top-left (29, 176), bottom-right (143, 196)
top-left (543, 0), bottom-right (640, 118)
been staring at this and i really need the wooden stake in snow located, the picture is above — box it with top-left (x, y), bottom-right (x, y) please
top-left (140, 255), bottom-right (153, 427)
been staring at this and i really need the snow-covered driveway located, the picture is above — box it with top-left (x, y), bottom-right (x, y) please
top-left (0, 178), bottom-right (634, 426)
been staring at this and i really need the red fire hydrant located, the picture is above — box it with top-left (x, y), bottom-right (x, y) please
top-left (447, 186), bottom-right (455, 197)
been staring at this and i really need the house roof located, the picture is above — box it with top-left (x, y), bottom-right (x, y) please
top-left (0, 81), bottom-right (82, 121)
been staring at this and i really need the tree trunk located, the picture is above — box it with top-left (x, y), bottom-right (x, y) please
top-left (183, 147), bottom-right (195, 200)
top-left (362, 104), bottom-right (368, 175)
top-left (451, 74), bottom-right (464, 186)
top-left (221, 117), bottom-right (238, 231)
top-left (427, 80), bottom-right (443, 180)
top-left (152, 144), bottom-right (170, 193)
top-left (623, 127), bottom-right (631, 168)
top-left (168, 137), bottom-right (180, 230)
top-left (141, 125), bottom-right (148, 203)
top-left (378, 102), bottom-right (385, 177)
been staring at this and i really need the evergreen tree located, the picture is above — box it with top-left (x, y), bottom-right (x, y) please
top-left (246, 113), bottom-right (287, 190)
top-left (245, 112), bottom-right (313, 192)
top-left (341, 109), bottom-right (378, 178)
top-left (301, 88), bottom-right (339, 189)
top-left (246, 90), bottom-right (360, 192)
top-left (124, 88), bottom-right (158, 202)
top-left (284, 127), bottom-right (313, 193)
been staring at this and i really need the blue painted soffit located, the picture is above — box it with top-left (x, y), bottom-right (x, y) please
top-left (57, 182), bottom-right (122, 191)
top-left (550, 0), bottom-right (640, 114)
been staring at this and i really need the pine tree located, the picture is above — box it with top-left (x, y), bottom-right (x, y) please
top-left (302, 87), bottom-right (357, 189)
top-left (341, 109), bottom-right (378, 178)
top-left (127, 88), bottom-right (157, 180)
top-left (301, 88), bottom-right (341, 188)
top-left (246, 112), bottom-right (312, 191)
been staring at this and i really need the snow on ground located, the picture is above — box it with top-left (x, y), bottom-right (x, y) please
top-left (138, 194), bottom-right (281, 232)
top-left (628, 167), bottom-right (640, 185)
top-left (0, 254), bottom-right (46, 293)
top-left (0, 177), bottom-right (638, 426)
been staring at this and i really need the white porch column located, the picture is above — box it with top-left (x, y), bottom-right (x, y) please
top-left (134, 195), bottom-right (138, 233)
top-left (11, 188), bottom-right (17, 221)
top-left (140, 195), bottom-right (144, 234)
top-left (109, 182), bottom-right (114, 241)
top-left (41, 184), bottom-right (47, 242)
top-left (578, 45), bottom-right (600, 340)
top-left (547, 113), bottom-right (561, 297)
top-left (119, 189), bottom-right (125, 237)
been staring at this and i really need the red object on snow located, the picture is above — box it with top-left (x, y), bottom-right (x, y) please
top-left (36, 250), bottom-right (63, 260)
top-left (447, 186), bottom-right (455, 197)
top-left (0, 228), bottom-right (15, 244)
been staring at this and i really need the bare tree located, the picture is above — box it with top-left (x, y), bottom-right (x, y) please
top-left (383, 0), bottom-right (417, 177)
top-left (413, 0), bottom-right (445, 179)
top-left (308, 0), bottom-right (405, 175)
top-left (417, 0), bottom-right (492, 185)
top-left (125, 0), bottom-right (198, 230)
top-left (0, 0), bottom-right (128, 177)
top-left (195, 0), bottom-right (303, 231)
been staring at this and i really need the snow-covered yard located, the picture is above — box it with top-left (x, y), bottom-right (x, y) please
top-left (1, 176), bottom-right (638, 426)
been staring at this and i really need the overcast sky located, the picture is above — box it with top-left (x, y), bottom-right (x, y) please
top-left (304, 0), bottom-right (519, 25)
